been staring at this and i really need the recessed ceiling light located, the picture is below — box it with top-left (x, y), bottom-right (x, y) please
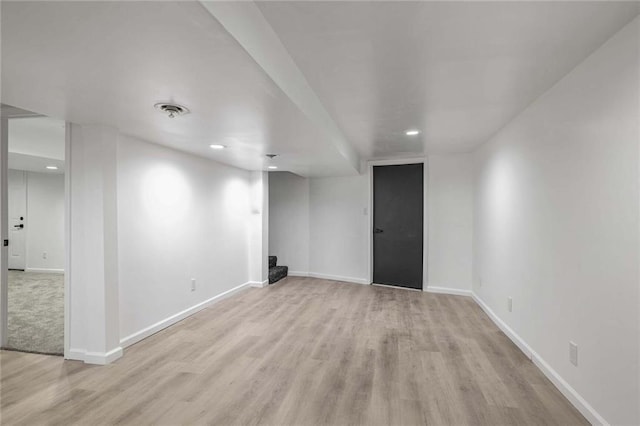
top-left (268, 166), bottom-right (278, 170)
top-left (209, 144), bottom-right (226, 150)
top-left (46, 165), bottom-right (58, 170)
top-left (405, 129), bottom-right (421, 136)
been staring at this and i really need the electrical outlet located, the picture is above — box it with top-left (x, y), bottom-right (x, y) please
top-left (507, 297), bottom-right (513, 312)
top-left (42, 252), bottom-right (47, 260)
top-left (569, 342), bottom-right (578, 366)
top-left (191, 279), bottom-right (196, 292)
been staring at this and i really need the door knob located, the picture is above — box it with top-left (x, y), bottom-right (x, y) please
top-left (374, 228), bottom-right (384, 234)
top-left (14, 224), bottom-right (23, 229)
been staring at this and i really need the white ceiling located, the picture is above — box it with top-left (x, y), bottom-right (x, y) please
top-left (9, 117), bottom-right (66, 161)
top-left (1, 1), bottom-right (356, 177)
top-left (258, 1), bottom-right (640, 158)
top-left (8, 152), bottom-right (65, 175)
top-left (2, 1), bottom-right (638, 176)
top-left (7, 116), bottom-right (65, 174)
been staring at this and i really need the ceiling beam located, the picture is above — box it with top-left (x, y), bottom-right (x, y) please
top-left (0, 104), bottom-right (42, 119)
top-left (200, 1), bottom-right (360, 174)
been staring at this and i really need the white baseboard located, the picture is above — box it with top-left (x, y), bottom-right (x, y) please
top-left (472, 292), bottom-right (608, 426)
top-left (531, 350), bottom-right (608, 426)
top-left (119, 281), bottom-right (251, 349)
top-left (307, 272), bottom-right (370, 285)
top-left (286, 271), bottom-right (370, 285)
top-left (67, 346), bottom-right (123, 365)
top-left (249, 280), bottom-right (268, 288)
top-left (471, 293), bottom-right (533, 359)
top-left (67, 348), bottom-right (85, 362)
top-left (25, 268), bottom-right (64, 274)
top-left (425, 285), bottom-right (473, 297)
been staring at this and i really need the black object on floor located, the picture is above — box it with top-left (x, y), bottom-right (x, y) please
top-left (268, 256), bottom-right (288, 284)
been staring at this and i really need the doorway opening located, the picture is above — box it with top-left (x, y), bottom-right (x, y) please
top-left (2, 107), bottom-right (66, 355)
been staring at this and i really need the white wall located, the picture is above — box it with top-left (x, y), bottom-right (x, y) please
top-left (309, 174), bottom-right (370, 283)
top-left (25, 171), bottom-right (64, 271)
top-left (268, 172), bottom-right (370, 283)
top-left (268, 163), bottom-right (473, 289)
top-left (268, 172), bottom-right (309, 274)
top-left (473, 17), bottom-right (639, 426)
top-left (427, 155), bottom-right (473, 292)
top-left (249, 171), bottom-right (269, 287)
top-left (117, 135), bottom-right (253, 342)
top-left (68, 124), bottom-right (120, 363)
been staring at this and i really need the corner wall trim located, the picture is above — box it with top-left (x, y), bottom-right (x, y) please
top-left (472, 292), bottom-right (609, 426)
top-left (119, 281), bottom-right (251, 349)
top-left (25, 268), bottom-right (64, 274)
top-left (67, 346), bottom-right (123, 365)
top-left (249, 280), bottom-right (268, 288)
top-left (425, 286), bottom-right (472, 297)
top-left (307, 272), bottom-right (370, 285)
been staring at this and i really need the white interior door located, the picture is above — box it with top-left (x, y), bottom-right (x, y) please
top-left (8, 170), bottom-right (26, 270)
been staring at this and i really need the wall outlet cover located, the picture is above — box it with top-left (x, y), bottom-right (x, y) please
top-left (569, 342), bottom-right (578, 366)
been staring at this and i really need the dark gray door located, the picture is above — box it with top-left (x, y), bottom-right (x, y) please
top-left (373, 164), bottom-right (424, 289)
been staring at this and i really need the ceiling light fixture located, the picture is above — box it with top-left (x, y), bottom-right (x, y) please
top-left (154, 102), bottom-right (190, 118)
top-left (46, 165), bottom-right (58, 170)
top-left (268, 166), bottom-right (278, 170)
top-left (210, 144), bottom-right (226, 150)
top-left (405, 129), bottom-right (421, 136)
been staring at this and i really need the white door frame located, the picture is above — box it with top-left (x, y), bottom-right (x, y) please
top-left (0, 118), bottom-right (71, 357)
top-left (63, 122), bottom-right (71, 358)
top-left (0, 118), bottom-right (9, 347)
top-left (367, 157), bottom-right (428, 291)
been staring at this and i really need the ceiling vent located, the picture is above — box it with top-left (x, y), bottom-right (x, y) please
top-left (154, 102), bottom-right (189, 118)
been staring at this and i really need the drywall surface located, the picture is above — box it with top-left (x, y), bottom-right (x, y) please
top-left (25, 171), bottom-right (64, 271)
top-left (270, 162), bottom-right (474, 290)
top-left (117, 136), bottom-right (253, 341)
top-left (473, 17), bottom-right (639, 425)
top-left (427, 155), bottom-right (473, 292)
top-left (67, 123), bottom-right (120, 362)
top-left (268, 172), bottom-right (309, 273)
top-left (309, 174), bottom-right (370, 283)
top-left (249, 171), bottom-right (269, 286)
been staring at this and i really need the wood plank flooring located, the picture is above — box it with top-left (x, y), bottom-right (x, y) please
top-left (0, 277), bottom-right (587, 425)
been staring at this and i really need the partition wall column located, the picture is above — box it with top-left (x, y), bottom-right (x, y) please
top-left (67, 124), bottom-right (121, 364)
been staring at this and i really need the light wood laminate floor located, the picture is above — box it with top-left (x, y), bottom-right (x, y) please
top-left (1, 277), bottom-right (587, 425)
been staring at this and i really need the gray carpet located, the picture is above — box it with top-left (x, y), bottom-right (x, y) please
top-left (6, 270), bottom-right (64, 355)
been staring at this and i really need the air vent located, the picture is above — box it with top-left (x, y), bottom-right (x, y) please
top-left (154, 102), bottom-right (190, 118)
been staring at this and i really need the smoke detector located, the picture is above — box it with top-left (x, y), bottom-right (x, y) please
top-left (154, 102), bottom-right (189, 118)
